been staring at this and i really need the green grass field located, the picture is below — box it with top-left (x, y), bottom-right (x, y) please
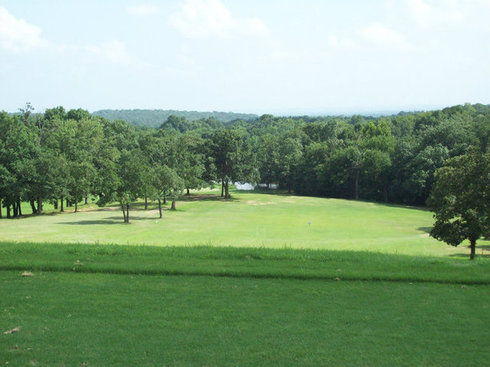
top-left (2, 270), bottom-right (488, 366)
top-left (1, 190), bottom-right (489, 366)
top-left (1, 244), bottom-right (489, 366)
top-left (1, 189), bottom-right (487, 257)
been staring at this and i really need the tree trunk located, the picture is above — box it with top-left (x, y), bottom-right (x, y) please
top-left (75, 201), bottom-right (78, 213)
top-left (54, 199), bottom-right (58, 210)
top-left (12, 201), bottom-right (18, 217)
top-left (354, 168), bottom-right (360, 200)
top-left (6, 203), bottom-right (11, 218)
top-left (121, 204), bottom-right (126, 223)
top-left (158, 199), bottom-right (162, 218)
top-left (171, 199), bottom-right (176, 211)
top-left (186, 188), bottom-right (190, 195)
top-left (37, 198), bottom-right (43, 213)
top-left (85, 196), bottom-right (88, 205)
top-left (225, 181), bottom-right (230, 199)
top-left (470, 239), bottom-right (476, 260)
top-left (144, 195), bottom-right (148, 210)
top-left (30, 199), bottom-right (37, 214)
top-left (163, 193), bottom-right (166, 205)
top-left (60, 196), bottom-right (64, 212)
top-left (17, 197), bottom-right (22, 216)
top-left (126, 204), bottom-right (130, 223)
top-left (221, 180), bottom-right (224, 197)
top-left (66, 198), bottom-right (70, 208)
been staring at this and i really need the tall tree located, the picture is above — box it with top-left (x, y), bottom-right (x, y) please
top-left (428, 150), bottom-right (490, 259)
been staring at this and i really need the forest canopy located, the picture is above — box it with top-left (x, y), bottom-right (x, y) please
top-left (1, 103), bottom-right (488, 225)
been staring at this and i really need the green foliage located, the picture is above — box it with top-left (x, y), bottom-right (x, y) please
top-left (1, 103), bottom-right (489, 220)
top-left (93, 109), bottom-right (257, 128)
top-left (209, 129), bottom-right (257, 198)
top-left (428, 150), bottom-right (490, 259)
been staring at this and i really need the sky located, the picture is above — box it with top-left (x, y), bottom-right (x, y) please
top-left (0, 0), bottom-right (489, 115)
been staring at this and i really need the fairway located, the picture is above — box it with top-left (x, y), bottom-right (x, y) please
top-left (0, 190), bottom-right (484, 257)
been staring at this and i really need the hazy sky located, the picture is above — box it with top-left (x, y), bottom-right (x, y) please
top-left (0, 0), bottom-right (489, 114)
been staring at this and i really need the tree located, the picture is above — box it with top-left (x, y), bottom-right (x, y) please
top-left (67, 160), bottom-right (95, 212)
top-left (115, 149), bottom-right (147, 223)
top-left (428, 150), bottom-right (489, 259)
top-left (257, 134), bottom-right (281, 188)
top-left (151, 165), bottom-right (182, 217)
top-left (209, 129), bottom-right (256, 199)
top-left (278, 136), bottom-right (303, 193)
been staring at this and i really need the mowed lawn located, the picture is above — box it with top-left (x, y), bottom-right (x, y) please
top-left (1, 191), bottom-right (489, 366)
top-left (0, 190), bottom-right (486, 257)
top-left (2, 270), bottom-right (489, 367)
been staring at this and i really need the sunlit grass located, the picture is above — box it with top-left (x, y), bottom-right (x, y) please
top-left (1, 189), bottom-right (487, 257)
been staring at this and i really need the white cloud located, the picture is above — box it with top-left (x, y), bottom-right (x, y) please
top-left (126, 4), bottom-right (159, 17)
top-left (328, 35), bottom-right (357, 50)
top-left (404, 0), bottom-right (463, 26)
top-left (83, 41), bottom-right (150, 68)
top-left (84, 41), bottom-right (132, 65)
top-left (0, 6), bottom-right (146, 67)
top-left (0, 6), bottom-right (49, 53)
top-left (360, 23), bottom-right (413, 51)
top-left (169, 0), bottom-right (268, 38)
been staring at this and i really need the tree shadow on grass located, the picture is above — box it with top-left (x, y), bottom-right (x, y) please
top-left (417, 227), bottom-right (432, 233)
top-left (61, 215), bottom-right (157, 225)
top-left (448, 253), bottom-right (490, 259)
top-left (61, 219), bottom-right (122, 225)
top-left (178, 194), bottom-right (239, 202)
top-left (105, 216), bottom-right (157, 221)
top-left (235, 189), bottom-right (291, 197)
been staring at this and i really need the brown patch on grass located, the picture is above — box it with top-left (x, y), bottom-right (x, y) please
top-left (21, 271), bottom-right (33, 277)
top-left (3, 327), bottom-right (20, 335)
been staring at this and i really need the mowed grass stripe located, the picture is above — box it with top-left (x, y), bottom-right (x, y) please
top-left (1, 242), bottom-right (489, 285)
top-left (2, 271), bottom-right (489, 366)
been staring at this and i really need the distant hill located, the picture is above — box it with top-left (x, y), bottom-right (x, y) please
top-left (92, 109), bottom-right (258, 128)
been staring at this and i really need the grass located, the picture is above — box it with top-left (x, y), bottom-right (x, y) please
top-left (1, 190), bottom-right (489, 365)
top-left (1, 270), bottom-right (489, 366)
top-left (1, 189), bottom-right (488, 257)
top-left (1, 242), bottom-right (489, 284)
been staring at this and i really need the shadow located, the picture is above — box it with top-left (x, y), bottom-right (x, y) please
top-left (62, 219), bottom-right (122, 225)
top-left (178, 194), bottom-right (239, 202)
top-left (447, 244), bottom-right (490, 259)
top-left (105, 216), bottom-right (156, 221)
top-left (448, 253), bottom-right (490, 259)
top-left (61, 215), bottom-right (158, 225)
top-left (417, 227), bottom-right (432, 234)
top-left (235, 189), bottom-right (291, 197)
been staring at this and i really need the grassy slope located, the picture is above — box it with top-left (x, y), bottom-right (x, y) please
top-left (1, 242), bottom-right (489, 284)
top-left (1, 191), bottom-right (489, 366)
top-left (2, 271), bottom-right (489, 366)
top-left (1, 190), bottom-right (487, 257)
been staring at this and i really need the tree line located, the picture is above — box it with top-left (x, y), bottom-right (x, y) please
top-left (0, 103), bottom-right (488, 225)
top-left (92, 109), bottom-right (258, 129)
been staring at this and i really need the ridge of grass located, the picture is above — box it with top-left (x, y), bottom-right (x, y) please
top-left (1, 242), bottom-right (488, 285)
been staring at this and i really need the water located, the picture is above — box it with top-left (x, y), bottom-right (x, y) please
top-left (234, 183), bottom-right (278, 190)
